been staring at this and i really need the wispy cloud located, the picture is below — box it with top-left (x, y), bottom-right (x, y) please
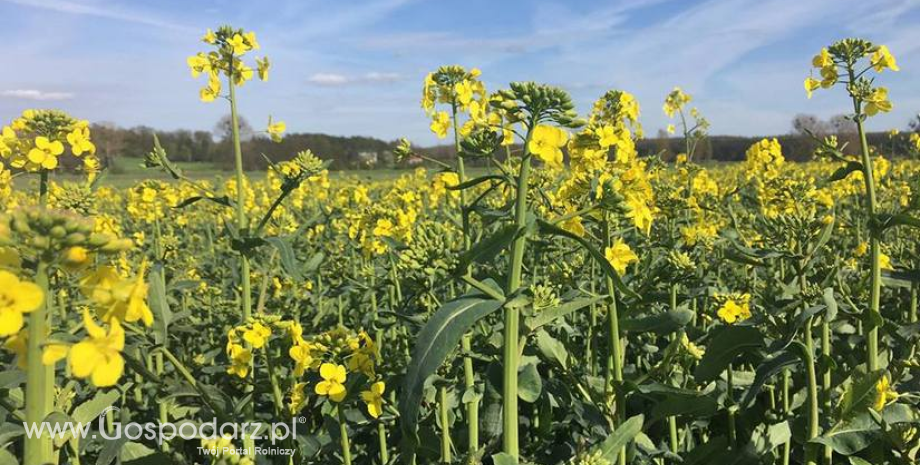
top-left (306, 72), bottom-right (403, 86)
top-left (1, 0), bottom-right (193, 32)
top-left (0, 89), bottom-right (74, 101)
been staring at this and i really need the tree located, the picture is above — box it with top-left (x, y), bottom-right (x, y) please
top-left (909, 113), bottom-right (920, 132)
top-left (791, 114), bottom-right (830, 137)
top-left (829, 114), bottom-right (856, 134)
top-left (214, 114), bottom-right (254, 142)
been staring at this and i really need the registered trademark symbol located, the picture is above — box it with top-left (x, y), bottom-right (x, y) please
top-left (297, 416), bottom-right (307, 424)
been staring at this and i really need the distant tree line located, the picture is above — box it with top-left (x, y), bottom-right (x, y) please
top-left (91, 115), bottom-right (398, 172)
top-left (86, 112), bottom-right (919, 173)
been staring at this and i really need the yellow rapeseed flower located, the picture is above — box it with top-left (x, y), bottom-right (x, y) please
top-left (874, 375), bottom-right (898, 411)
top-left (871, 45), bottom-right (899, 73)
top-left (361, 381), bottom-right (386, 418)
top-left (69, 310), bottom-right (125, 387)
top-left (0, 271), bottom-right (44, 336)
top-left (716, 294), bottom-right (752, 324)
top-left (315, 363), bottom-right (347, 402)
top-left (604, 238), bottom-right (638, 276)
top-left (430, 111), bottom-right (451, 139)
top-left (528, 125), bottom-right (568, 169)
top-left (27, 136), bottom-right (64, 170)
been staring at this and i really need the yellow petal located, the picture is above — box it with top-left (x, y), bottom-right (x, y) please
top-left (91, 354), bottom-right (124, 387)
top-left (0, 308), bottom-right (24, 336)
top-left (69, 341), bottom-right (103, 378)
top-left (12, 281), bottom-right (44, 313)
top-left (42, 343), bottom-right (70, 365)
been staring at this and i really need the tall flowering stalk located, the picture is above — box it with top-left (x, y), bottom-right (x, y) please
top-left (188, 24), bottom-right (272, 452)
top-left (0, 110), bottom-right (108, 465)
top-left (805, 38), bottom-right (898, 372)
top-left (489, 82), bottom-right (582, 460)
top-left (561, 89), bottom-right (654, 465)
top-left (422, 65), bottom-right (488, 456)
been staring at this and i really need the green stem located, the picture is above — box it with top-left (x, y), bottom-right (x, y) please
top-left (804, 321), bottom-right (820, 465)
top-left (727, 364), bottom-right (736, 446)
top-left (602, 216), bottom-right (626, 465)
top-left (25, 262), bottom-right (53, 465)
top-left (377, 421), bottom-right (389, 465)
top-left (338, 407), bottom-right (352, 465)
top-left (502, 126), bottom-right (534, 461)
top-left (782, 368), bottom-right (791, 465)
top-left (450, 103), bottom-right (480, 455)
top-left (822, 317), bottom-right (832, 465)
top-left (848, 69), bottom-right (880, 373)
top-left (228, 60), bottom-right (255, 452)
top-left (462, 334), bottom-right (478, 452)
top-left (440, 385), bottom-right (452, 463)
top-left (668, 284), bottom-right (680, 456)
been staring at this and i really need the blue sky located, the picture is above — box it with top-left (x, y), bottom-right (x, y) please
top-left (2, 0), bottom-right (920, 145)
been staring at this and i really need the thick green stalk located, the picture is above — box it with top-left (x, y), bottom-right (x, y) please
top-left (601, 217), bottom-right (626, 465)
top-left (727, 364), bottom-right (736, 446)
top-left (822, 317), bottom-right (832, 465)
top-left (440, 386), bottom-right (452, 463)
top-left (229, 75), bottom-right (252, 321)
top-left (503, 126), bottom-right (534, 460)
top-left (228, 59), bottom-right (255, 452)
top-left (803, 320), bottom-right (820, 465)
top-left (782, 369), bottom-right (791, 465)
top-left (461, 334), bottom-right (477, 449)
top-left (24, 262), bottom-right (53, 465)
top-left (368, 268), bottom-right (390, 465)
top-left (338, 408), bottom-right (352, 465)
top-left (848, 69), bottom-right (880, 372)
top-left (910, 284), bottom-right (918, 324)
top-left (587, 264), bottom-right (597, 376)
top-left (668, 284), bottom-right (680, 456)
top-left (377, 421), bottom-right (389, 465)
top-left (450, 103), bottom-right (479, 454)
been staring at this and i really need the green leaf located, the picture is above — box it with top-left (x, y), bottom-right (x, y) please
top-left (682, 436), bottom-right (729, 465)
top-left (148, 266), bottom-right (172, 345)
top-left (650, 392), bottom-right (719, 423)
top-left (303, 252), bottom-right (325, 275)
top-left (621, 308), bottom-right (694, 335)
top-left (822, 288), bottom-right (839, 321)
top-left (526, 296), bottom-right (605, 331)
top-left (0, 448), bottom-right (18, 465)
top-left (877, 213), bottom-right (920, 231)
top-left (590, 414), bottom-right (644, 461)
top-left (751, 421), bottom-right (791, 454)
top-left (456, 224), bottom-right (520, 274)
top-left (827, 161), bottom-right (863, 183)
top-left (54, 390), bottom-right (120, 447)
top-left (741, 349), bottom-right (800, 407)
top-left (518, 363), bottom-right (543, 402)
top-left (837, 370), bottom-right (886, 422)
top-left (536, 219), bottom-right (640, 300)
top-left (535, 330), bottom-right (568, 370)
top-left (491, 452), bottom-right (518, 465)
top-left (882, 269), bottom-right (920, 288)
top-left (448, 174), bottom-right (506, 191)
top-left (399, 293), bottom-right (504, 449)
top-left (694, 326), bottom-right (764, 383)
top-left (264, 236), bottom-right (301, 280)
top-left (812, 413), bottom-right (880, 455)
top-left (121, 441), bottom-right (172, 464)
top-left (173, 195), bottom-right (233, 209)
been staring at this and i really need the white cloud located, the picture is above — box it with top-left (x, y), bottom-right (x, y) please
top-left (0, 89), bottom-right (74, 101)
top-left (306, 72), bottom-right (403, 86)
top-left (307, 73), bottom-right (351, 86)
top-left (0, 0), bottom-right (193, 32)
